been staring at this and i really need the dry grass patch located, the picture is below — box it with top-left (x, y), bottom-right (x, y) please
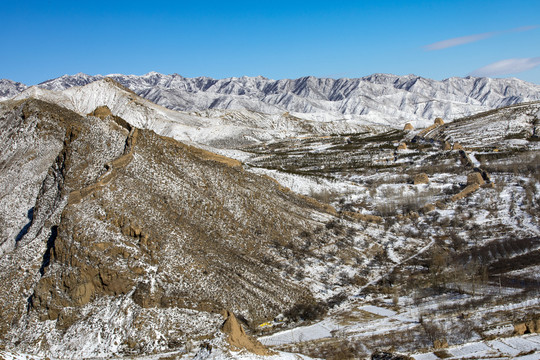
top-left (335, 308), bottom-right (385, 326)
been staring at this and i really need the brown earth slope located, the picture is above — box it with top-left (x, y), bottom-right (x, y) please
top-left (0, 99), bottom-right (335, 356)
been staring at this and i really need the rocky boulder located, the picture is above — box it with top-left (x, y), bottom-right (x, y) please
top-left (467, 172), bottom-right (485, 186)
top-left (87, 105), bottom-right (112, 119)
top-left (514, 316), bottom-right (540, 334)
top-left (413, 173), bottom-right (429, 185)
top-left (397, 143), bottom-right (407, 151)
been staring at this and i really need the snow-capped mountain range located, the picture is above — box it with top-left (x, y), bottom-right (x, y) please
top-left (0, 79), bottom-right (27, 99)
top-left (2, 72), bottom-right (540, 127)
top-left (9, 79), bottom-right (371, 152)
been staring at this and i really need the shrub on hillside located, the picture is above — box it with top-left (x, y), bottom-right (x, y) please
top-left (285, 301), bottom-right (328, 322)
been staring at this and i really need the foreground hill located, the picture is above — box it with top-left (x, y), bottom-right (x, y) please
top-left (0, 98), bottom-right (343, 357)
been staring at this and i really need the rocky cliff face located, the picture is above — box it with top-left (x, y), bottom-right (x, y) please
top-left (0, 99), bottom-right (336, 357)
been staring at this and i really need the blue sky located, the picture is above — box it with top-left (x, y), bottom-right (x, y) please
top-left (2, 0), bottom-right (540, 84)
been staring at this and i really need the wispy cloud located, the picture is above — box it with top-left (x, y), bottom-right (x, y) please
top-left (469, 57), bottom-right (540, 77)
top-left (425, 32), bottom-right (496, 50)
top-left (510, 25), bottom-right (539, 33)
top-left (424, 25), bottom-right (538, 51)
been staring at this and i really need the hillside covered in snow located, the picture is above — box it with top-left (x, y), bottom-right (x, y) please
top-left (2, 72), bottom-right (540, 128)
top-left (0, 72), bottom-right (539, 359)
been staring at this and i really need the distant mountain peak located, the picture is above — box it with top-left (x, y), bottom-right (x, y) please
top-left (0, 79), bottom-right (28, 99)
top-left (3, 72), bottom-right (540, 126)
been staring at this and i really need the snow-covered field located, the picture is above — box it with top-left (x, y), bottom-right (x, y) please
top-left (412, 334), bottom-right (540, 360)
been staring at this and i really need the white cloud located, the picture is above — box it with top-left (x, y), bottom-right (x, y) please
top-left (424, 25), bottom-right (538, 51)
top-left (469, 57), bottom-right (540, 77)
top-left (511, 25), bottom-right (539, 32)
top-left (424, 32), bottom-right (496, 50)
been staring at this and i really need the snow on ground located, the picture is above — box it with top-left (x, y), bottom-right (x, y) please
top-left (188, 349), bottom-right (318, 360)
top-left (411, 334), bottom-right (540, 360)
top-left (0, 350), bottom-right (43, 360)
top-left (507, 265), bottom-right (540, 280)
top-left (484, 297), bottom-right (540, 314)
top-left (447, 342), bottom-right (494, 358)
top-left (259, 304), bottom-right (412, 347)
top-left (0, 347), bottom-right (319, 360)
top-left (259, 285), bottom-right (540, 358)
top-left (359, 305), bottom-right (396, 317)
top-left (468, 152), bottom-right (481, 167)
top-left (247, 167), bottom-right (360, 197)
top-left (259, 319), bottom-right (337, 347)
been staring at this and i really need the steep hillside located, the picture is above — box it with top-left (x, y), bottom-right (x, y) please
top-left (0, 98), bottom-right (345, 358)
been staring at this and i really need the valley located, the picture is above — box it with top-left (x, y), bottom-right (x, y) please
top-left (0, 74), bottom-right (538, 359)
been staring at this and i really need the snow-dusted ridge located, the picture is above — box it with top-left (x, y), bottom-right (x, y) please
top-left (10, 78), bottom-right (381, 153)
top-left (3, 72), bottom-right (540, 128)
top-left (0, 79), bottom-right (27, 100)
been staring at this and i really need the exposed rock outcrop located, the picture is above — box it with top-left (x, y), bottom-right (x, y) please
top-left (514, 316), bottom-right (540, 334)
top-left (433, 338), bottom-right (448, 349)
top-left (467, 172), bottom-right (485, 186)
top-left (87, 105), bottom-right (113, 119)
top-left (413, 173), bottom-right (429, 185)
top-left (514, 322), bottom-right (528, 335)
top-left (396, 143), bottom-right (407, 151)
top-left (451, 183), bottom-right (480, 202)
top-left (221, 311), bottom-right (274, 355)
top-left (434, 117), bottom-right (444, 126)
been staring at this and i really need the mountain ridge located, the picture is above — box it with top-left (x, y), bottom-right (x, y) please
top-left (2, 72), bottom-right (540, 127)
top-left (9, 78), bottom-right (379, 151)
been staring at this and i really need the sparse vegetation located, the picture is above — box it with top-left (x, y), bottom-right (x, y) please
top-left (1, 81), bottom-right (540, 359)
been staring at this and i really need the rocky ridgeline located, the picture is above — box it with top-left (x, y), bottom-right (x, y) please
top-left (514, 315), bottom-right (540, 335)
top-left (391, 116), bottom-right (498, 210)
